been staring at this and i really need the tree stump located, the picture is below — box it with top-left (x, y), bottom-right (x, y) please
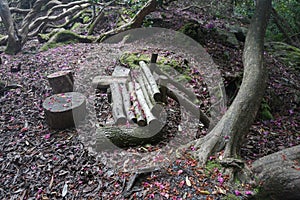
top-left (43, 92), bottom-right (86, 129)
top-left (47, 70), bottom-right (74, 94)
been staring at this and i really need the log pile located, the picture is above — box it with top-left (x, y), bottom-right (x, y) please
top-left (93, 64), bottom-right (164, 131)
top-left (91, 54), bottom-right (211, 148)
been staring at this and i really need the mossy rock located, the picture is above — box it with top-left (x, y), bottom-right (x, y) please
top-left (40, 30), bottom-right (94, 51)
top-left (179, 21), bottom-right (207, 45)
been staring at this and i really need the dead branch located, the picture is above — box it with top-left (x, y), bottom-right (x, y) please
top-left (9, 7), bottom-right (30, 14)
top-left (97, 0), bottom-right (157, 42)
top-left (28, 3), bottom-right (91, 35)
top-left (88, 0), bottom-right (116, 35)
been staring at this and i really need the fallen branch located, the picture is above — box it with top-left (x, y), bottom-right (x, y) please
top-left (97, 0), bottom-right (157, 42)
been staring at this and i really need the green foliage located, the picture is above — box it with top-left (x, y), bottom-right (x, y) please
top-left (122, 0), bottom-right (149, 18)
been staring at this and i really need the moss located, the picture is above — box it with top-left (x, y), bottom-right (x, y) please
top-left (119, 52), bottom-right (150, 69)
top-left (40, 30), bottom-right (93, 51)
top-left (82, 15), bottom-right (90, 24)
top-left (179, 22), bottom-right (199, 41)
top-left (119, 52), bottom-right (193, 83)
top-left (260, 98), bottom-right (273, 120)
top-left (179, 21), bottom-right (206, 45)
top-left (71, 22), bottom-right (81, 31)
top-left (205, 160), bottom-right (222, 174)
top-left (222, 194), bottom-right (240, 200)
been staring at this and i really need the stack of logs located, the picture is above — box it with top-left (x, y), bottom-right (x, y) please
top-left (92, 54), bottom-right (210, 130)
top-left (93, 63), bottom-right (165, 132)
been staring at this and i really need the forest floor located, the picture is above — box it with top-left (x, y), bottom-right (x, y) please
top-left (0, 4), bottom-right (300, 200)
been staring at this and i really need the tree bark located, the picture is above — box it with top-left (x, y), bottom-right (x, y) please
top-left (0, 0), bottom-right (22, 54)
top-left (251, 145), bottom-right (300, 200)
top-left (47, 70), bottom-right (74, 94)
top-left (42, 92), bottom-right (86, 129)
top-left (189, 0), bottom-right (272, 166)
top-left (93, 126), bottom-right (165, 149)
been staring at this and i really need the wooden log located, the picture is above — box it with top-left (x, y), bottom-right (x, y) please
top-left (138, 74), bottom-right (164, 117)
top-left (110, 82), bottom-right (127, 125)
top-left (47, 70), bottom-right (74, 94)
top-left (166, 88), bottom-right (210, 128)
top-left (120, 82), bottom-right (136, 123)
top-left (93, 126), bottom-right (165, 149)
top-left (42, 92), bottom-right (86, 129)
top-left (150, 65), bottom-right (199, 104)
top-left (112, 65), bottom-right (131, 76)
top-left (157, 75), bottom-right (168, 104)
top-left (135, 82), bottom-right (162, 132)
top-left (128, 81), bottom-right (146, 126)
top-left (137, 75), bottom-right (154, 109)
top-left (92, 75), bottom-right (128, 89)
top-left (139, 61), bottom-right (162, 102)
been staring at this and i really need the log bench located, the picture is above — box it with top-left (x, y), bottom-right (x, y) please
top-left (93, 64), bottom-right (165, 131)
top-left (91, 55), bottom-right (211, 148)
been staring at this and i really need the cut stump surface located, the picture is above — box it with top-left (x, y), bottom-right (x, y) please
top-left (43, 92), bottom-right (86, 129)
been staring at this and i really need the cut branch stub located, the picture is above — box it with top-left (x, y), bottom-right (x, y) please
top-left (43, 92), bottom-right (86, 129)
top-left (47, 70), bottom-right (74, 94)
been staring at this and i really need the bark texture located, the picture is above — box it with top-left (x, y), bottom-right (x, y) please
top-left (191, 0), bottom-right (272, 165)
top-left (251, 145), bottom-right (300, 200)
top-left (0, 0), bottom-right (22, 54)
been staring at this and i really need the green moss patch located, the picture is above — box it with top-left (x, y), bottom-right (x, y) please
top-left (119, 52), bottom-right (191, 83)
top-left (40, 30), bottom-right (93, 51)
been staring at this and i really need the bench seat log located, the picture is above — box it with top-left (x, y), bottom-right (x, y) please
top-left (139, 61), bottom-right (162, 102)
top-left (166, 87), bottom-right (210, 128)
top-left (92, 76), bottom-right (128, 89)
top-left (128, 81), bottom-right (146, 126)
top-left (93, 126), bottom-right (165, 149)
top-left (110, 82), bottom-right (127, 125)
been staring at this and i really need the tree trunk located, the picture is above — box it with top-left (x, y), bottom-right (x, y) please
top-left (0, 0), bottom-right (22, 54)
top-left (251, 145), bottom-right (300, 200)
top-left (189, 0), bottom-right (272, 166)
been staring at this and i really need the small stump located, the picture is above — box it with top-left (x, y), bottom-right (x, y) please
top-left (47, 70), bottom-right (74, 94)
top-left (43, 92), bottom-right (86, 129)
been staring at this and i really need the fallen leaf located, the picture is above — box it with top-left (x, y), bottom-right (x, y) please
top-left (185, 176), bottom-right (191, 187)
top-left (62, 183), bottom-right (68, 197)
